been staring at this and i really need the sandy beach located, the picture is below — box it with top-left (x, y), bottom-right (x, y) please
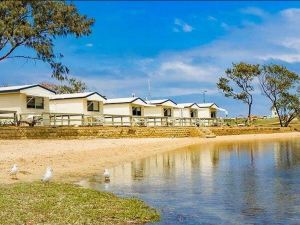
top-left (0, 132), bottom-right (300, 184)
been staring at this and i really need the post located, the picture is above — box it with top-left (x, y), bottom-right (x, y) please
top-left (68, 115), bottom-right (70, 126)
top-left (14, 113), bottom-right (17, 125)
top-left (81, 114), bottom-right (84, 126)
top-left (121, 116), bottom-right (123, 126)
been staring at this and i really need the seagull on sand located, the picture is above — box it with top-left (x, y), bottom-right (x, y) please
top-left (42, 167), bottom-right (53, 183)
top-left (103, 169), bottom-right (110, 182)
top-left (10, 164), bottom-right (18, 178)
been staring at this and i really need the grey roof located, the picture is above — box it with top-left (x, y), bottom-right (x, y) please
top-left (50, 92), bottom-right (106, 100)
top-left (0, 84), bottom-right (56, 94)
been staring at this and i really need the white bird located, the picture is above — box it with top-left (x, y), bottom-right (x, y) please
top-left (42, 167), bottom-right (53, 183)
top-left (103, 169), bottom-right (110, 182)
top-left (10, 164), bottom-right (18, 178)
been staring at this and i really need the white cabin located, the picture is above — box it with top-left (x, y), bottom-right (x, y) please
top-left (104, 97), bottom-right (150, 116)
top-left (50, 92), bottom-right (106, 115)
top-left (144, 99), bottom-right (177, 118)
top-left (174, 103), bottom-right (200, 118)
top-left (50, 92), bottom-right (106, 125)
top-left (0, 84), bottom-right (55, 122)
top-left (197, 103), bottom-right (219, 118)
top-left (104, 97), bottom-right (152, 126)
top-left (271, 107), bottom-right (278, 118)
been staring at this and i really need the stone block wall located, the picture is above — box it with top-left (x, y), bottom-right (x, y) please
top-left (210, 127), bottom-right (293, 136)
top-left (0, 126), bottom-right (206, 139)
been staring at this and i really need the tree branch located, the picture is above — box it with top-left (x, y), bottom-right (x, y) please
top-left (6, 55), bottom-right (41, 60)
top-left (0, 42), bottom-right (24, 61)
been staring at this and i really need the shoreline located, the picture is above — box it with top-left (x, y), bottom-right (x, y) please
top-left (0, 132), bottom-right (299, 184)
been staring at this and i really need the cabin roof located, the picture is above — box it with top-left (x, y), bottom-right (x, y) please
top-left (105, 97), bottom-right (150, 106)
top-left (197, 103), bottom-right (219, 108)
top-left (146, 99), bottom-right (177, 105)
top-left (0, 84), bottom-right (56, 94)
top-left (50, 92), bottom-right (106, 100)
top-left (177, 103), bottom-right (200, 108)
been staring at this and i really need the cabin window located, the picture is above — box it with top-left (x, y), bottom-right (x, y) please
top-left (132, 106), bottom-right (142, 116)
top-left (87, 101), bottom-right (100, 112)
top-left (163, 108), bottom-right (172, 117)
top-left (211, 111), bottom-right (216, 118)
top-left (190, 109), bottom-right (197, 118)
top-left (26, 96), bottom-right (44, 109)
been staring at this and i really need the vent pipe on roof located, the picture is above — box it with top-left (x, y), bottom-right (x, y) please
top-left (132, 93), bottom-right (135, 97)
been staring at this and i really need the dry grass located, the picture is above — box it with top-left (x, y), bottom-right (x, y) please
top-left (0, 182), bottom-right (160, 225)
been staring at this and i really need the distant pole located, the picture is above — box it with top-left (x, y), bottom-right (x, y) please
top-left (201, 90), bottom-right (207, 103)
top-left (148, 79), bottom-right (151, 101)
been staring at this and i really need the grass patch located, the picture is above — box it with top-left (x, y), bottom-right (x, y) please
top-left (0, 182), bottom-right (160, 225)
top-left (252, 118), bottom-right (280, 127)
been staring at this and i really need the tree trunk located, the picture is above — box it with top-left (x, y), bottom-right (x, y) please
top-left (284, 114), bottom-right (296, 127)
top-left (273, 104), bottom-right (283, 127)
top-left (247, 103), bottom-right (252, 125)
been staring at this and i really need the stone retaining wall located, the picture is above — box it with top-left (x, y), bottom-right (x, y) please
top-left (210, 127), bottom-right (294, 136)
top-left (0, 126), bottom-right (296, 140)
top-left (0, 126), bottom-right (206, 139)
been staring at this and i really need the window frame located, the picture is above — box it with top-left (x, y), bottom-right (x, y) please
top-left (26, 96), bottom-right (44, 109)
top-left (163, 108), bottom-right (172, 117)
top-left (132, 106), bottom-right (142, 116)
top-left (190, 109), bottom-right (197, 118)
top-left (211, 111), bottom-right (216, 118)
top-left (87, 101), bottom-right (100, 112)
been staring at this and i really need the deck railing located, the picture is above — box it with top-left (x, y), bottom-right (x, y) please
top-left (0, 112), bottom-right (225, 127)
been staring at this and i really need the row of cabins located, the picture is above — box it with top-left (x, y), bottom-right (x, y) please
top-left (0, 84), bottom-right (222, 127)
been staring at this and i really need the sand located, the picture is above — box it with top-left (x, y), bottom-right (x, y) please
top-left (0, 132), bottom-right (300, 184)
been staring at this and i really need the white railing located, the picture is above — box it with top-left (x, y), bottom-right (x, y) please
top-left (0, 112), bottom-right (225, 127)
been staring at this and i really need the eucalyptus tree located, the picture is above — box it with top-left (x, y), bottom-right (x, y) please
top-left (217, 62), bottom-right (261, 124)
top-left (259, 64), bottom-right (300, 127)
top-left (0, 1), bottom-right (94, 80)
top-left (40, 78), bottom-right (87, 94)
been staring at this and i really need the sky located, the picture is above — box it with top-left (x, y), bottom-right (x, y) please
top-left (2, 1), bottom-right (300, 117)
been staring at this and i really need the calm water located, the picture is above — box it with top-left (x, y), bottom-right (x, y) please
top-left (81, 137), bottom-right (300, 225)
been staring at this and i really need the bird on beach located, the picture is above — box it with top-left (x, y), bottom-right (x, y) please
top-left (10, 164), bottom-right (18, 179)
top-left (103, 169), bottom-right (110, 182)
top-left (41, 167), bottom-right (53, 183)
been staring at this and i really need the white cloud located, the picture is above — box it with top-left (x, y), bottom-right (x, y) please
top-left (13, 7), bottom-right (299, 114)
top-left (78, 7), bottom-right (300, 101)
top-left (153, 61), bottom-right (219, 83)
top-left (139, 8), bottom-right (300, 98)
top-left (85, 43), bottom-right (93, 48)
top-left (173, 18), bottom-right (194, 33)
top-left (240, 7), bottom-right (267, 18)
top-left (208, 16), bottom-right (218, 22)
top-left (220, 22), bottom-right (229, 30)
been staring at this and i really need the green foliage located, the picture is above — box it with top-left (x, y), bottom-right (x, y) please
top-left (41, 77), bottom-right (87, 94)
top-left (0, 182), bottom-right (160, 225)
top-left (260, 64), bottom-right (300, 127)
top-left (217, 62), bottom-right (260, 120)
top-left (0, 1), bottom-right (94, 80)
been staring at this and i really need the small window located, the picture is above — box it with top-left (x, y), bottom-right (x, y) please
top-left (211, 111), bottom-right (216, 118)
top-left (132, 106), bottom-right (142, 116)
top-left (163, 108), bottom-right (172, 117)
top-left (190, 109), bottom-right (197, 118)
top-left (87, 101), bottom-right (100, 112)
top-left (26, 96), bottom-right (44, 109)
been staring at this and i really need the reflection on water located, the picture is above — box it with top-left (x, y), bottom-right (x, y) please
top-left (81, 138), bottom-right (300, 225)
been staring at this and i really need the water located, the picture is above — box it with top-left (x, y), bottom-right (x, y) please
top-left (81, 137), bottom-right (300, 225)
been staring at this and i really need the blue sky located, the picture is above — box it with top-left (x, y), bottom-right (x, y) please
top-left (2, 1), bottom-right (300, 116)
